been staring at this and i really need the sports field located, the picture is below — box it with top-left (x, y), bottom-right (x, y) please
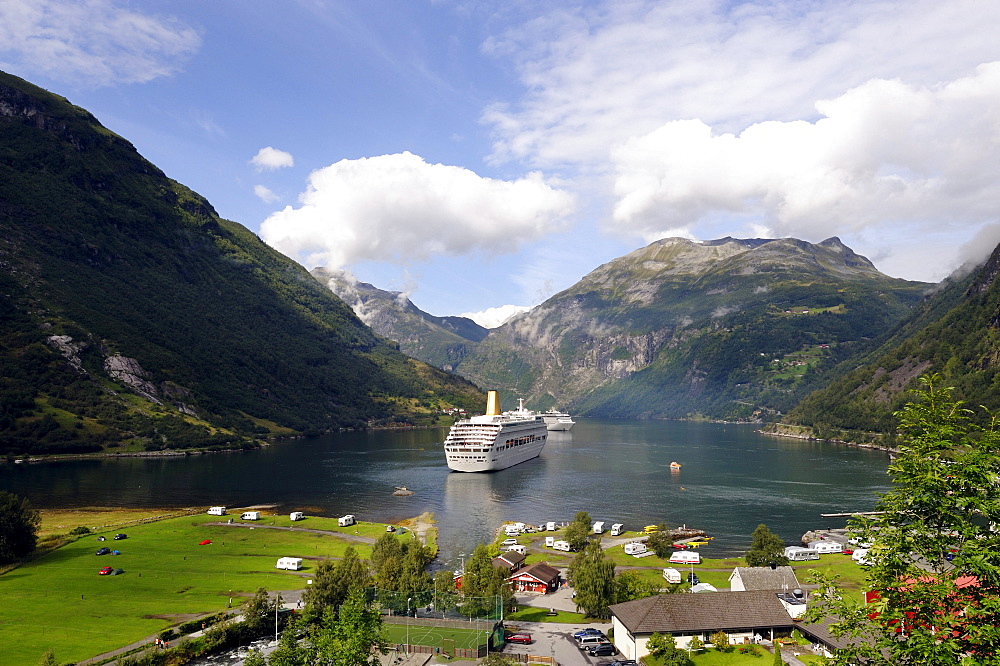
top-left (383, 623), bottom-right (489, 650)
top-left (0, 511), bottom-right (390, 665)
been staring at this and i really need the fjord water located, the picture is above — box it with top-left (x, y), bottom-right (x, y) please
top-left (1, 420), bottom-right (889, 562)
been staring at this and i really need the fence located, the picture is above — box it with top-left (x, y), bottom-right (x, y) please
top-left (382, 615), bottom-right (502, 660)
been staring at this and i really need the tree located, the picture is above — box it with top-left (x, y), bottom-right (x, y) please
top-left (562, 510), bottom-right (592, 552)
top-left (432, 568), bottom-right (460, 615)
top-left (613, 570), bottom-right (659, 603)
top-left (0, 490), bottom-right (40, 563)
top-left (806, 376), bottom-right (1000, 664)
top-left (310, 587), bottom-right (387, 666)
top-left (303, 547), bottom-right (372, 616)
top-left (646, 632), bottom-right (692, 666)
top-left (36, 651), bottom-right (58, 666)
top-left (688, 635), bottom-right (704, 653)
top-left (744, 523), bottom-right (788, 567)
top-left (241, 587), bottom-right (276, 635)
top-left (645, 523), bottom-right (674, 558)
top-left (570, 541), bottom-right (616, 618)
top-left (710, 630), bottom-right (730, 652)
top-left (772, 643), bottom-right (782, 666)
top-left (459, 544), bottom-right (509, 617)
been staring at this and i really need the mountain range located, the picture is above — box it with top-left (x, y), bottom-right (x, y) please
top-left (7, 63), bottom-right (1000, 455)
top-left (0, 69), bottom-right (483, 456)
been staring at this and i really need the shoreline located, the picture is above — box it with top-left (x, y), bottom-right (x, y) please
top-left (758, 427), bottom-right (898, 455)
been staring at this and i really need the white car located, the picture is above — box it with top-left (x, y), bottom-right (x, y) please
top-left (502, 538), bottom-right (518, 546)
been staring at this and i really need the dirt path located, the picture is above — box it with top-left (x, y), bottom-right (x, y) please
top-left (399, 511), bottom-right (436, 547)
top-left (206, 521), bottom-right (377, 544)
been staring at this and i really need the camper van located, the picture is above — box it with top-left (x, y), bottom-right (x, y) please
top-left (553, 540), bottom-right (571, 552)
top-left (276, 557), bottom-right (303, 571)
top-left (662, 567), bottom-right (682, 584)
top-left (546, 521), bottom-right (556, 531)
top-left (505, 544), bottom-right (527, 555)
top-left (784, 546), bottom-right (820, 561)
top-left (852, 548), bottom-right (871, 565)
top-left (624, 542), bottom-right (647, 556)
top-left (610, 523), bottom-right (624, 536)
top-left (545, 536), bottom-right (555, 547)
top-left (241, 511), bottom-right (260, 521)
top-left (505, 525), bottom-right (522, 536)
top-left (592, 521), bottom-right (605, 534)
top-left (811, 540), bottom-right (843, 554)
top-left (207, 507), bottom-right (226, 516)
top-left (668, 551), bottom-right (701, 564)
top-left (338, 514), bottom-right (356, 527)
top-left (289, 511), bottom-right (305, 521)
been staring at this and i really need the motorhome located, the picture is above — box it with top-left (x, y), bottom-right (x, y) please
top-left (289, 511), bottom-right (305, 521)
top-left (624, 542), bottom-right (647, 555)
top-left (546, 521), bottom-right (556, 531)
top-left (610, 523), bottom-right (624, 536)
top-left (784, 546), bottom-right (820, 561)
top-left (207, 507), bottom-right (226, 516)
top-left (338, 514), bottom-right (356, 527)
top-left (505, 544), bottom-right (527, 555)
top-left (852, 548), bottom-right (871, 565)
top-left (592, 521), bottom-right (605, 534)
top-left (275, 557), bottom-right (303, 571)
top-left (545, 536), bottom-right (555, 547)
top-left (662, 567), bottom-right (682, 583)
top-left (241, 511), bottom-right (260, 521)
top-left (505, 525), bottom-right (522, 536)
top-left (553, 540), bottom-right (571, 552)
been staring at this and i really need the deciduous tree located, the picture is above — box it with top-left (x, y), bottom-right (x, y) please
top-left (0, 490), bottom-right (40, 563)
top-left (807, 376), bottom-right (1000, 663)
top-left (744, 523), bottom-right (788, 567)
top-left (564, 511), bottom-right (592, 552)
top-left (570, 541), bottom-right (616, 618)
top-left (613, 570), bottom-right (659, 603)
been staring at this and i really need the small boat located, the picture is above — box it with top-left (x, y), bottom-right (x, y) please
top-left (670, 461), bottom-right (682, 470)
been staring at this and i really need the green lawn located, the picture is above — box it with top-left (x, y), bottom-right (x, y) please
top-left (645, 646), bottom-right (774, 665)
top-left (505, 606), bottom-right (587, 623)
top-left (0, 513), bottom-right (393, 665)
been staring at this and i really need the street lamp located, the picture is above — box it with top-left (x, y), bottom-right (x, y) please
top-left (406, 597), bottom-right (412, 653)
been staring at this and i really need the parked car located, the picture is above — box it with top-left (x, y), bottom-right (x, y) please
top-left (99, 566), bottom-right (113, 575)
top-left (96, 547), bottom-right (111, 556)
top-left (96, 536), bottom-right (106, 541)
top-left (687, 572), bottom-right (699, 584)
top-left (608, 660), bottom-right (638, 666)
top-left (501, 538), bottom-right (518, 546)
top-left (114, 533), bottom-right (127, 540)
top-left (587, 642), bottom-right (618, 656)
top-left (111, 568), bottom-right (125, 575)
top-left (506, 633), bottom-right (532, 644)
top-left (573, 628), bottom-right (603, 639)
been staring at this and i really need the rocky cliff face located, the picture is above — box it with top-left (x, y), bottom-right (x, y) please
top-left (456, 237), bottom-right (930, 419)
top-left (312, 267), bottom-right (487, 370)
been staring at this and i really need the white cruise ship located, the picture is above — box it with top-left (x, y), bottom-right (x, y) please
top-left (444, 391), bottom-right (547, 472)
top-left (540, 408), bottom-right (575, 431)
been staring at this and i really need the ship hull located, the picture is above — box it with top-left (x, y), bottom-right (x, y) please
top-left (444, 416), bottom-right (547, 473)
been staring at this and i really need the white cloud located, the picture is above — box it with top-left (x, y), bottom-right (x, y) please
top-left (259, 151), bottom-right (575, 268)
top-left (0, 0), bottom-right (200, 87)
top-left (253, 185), bottom-right (279, 204)
top-left (484, 0), bottom-right (1000, 169)
top-left (610, 63), bottom-right (1000, 246)
top-left (460, 304), bottom-right (530, 329)
top-left (250, 147), bottom-right (295, 171)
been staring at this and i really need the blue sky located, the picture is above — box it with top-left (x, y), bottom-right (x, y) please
top-left (4, 1), bottom-right (1000, 326)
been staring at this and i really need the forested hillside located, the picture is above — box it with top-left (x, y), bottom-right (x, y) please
top-left (0, 69), bottom-right (483, 456)
top-left (782, 247), bottom-right (1000, 441)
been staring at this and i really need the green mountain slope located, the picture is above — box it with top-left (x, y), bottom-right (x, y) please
top-left (455, 237), bottom-right (930, 420)
top-left (782, 248), bottom-right (1000, 440)
top-left (0, 70), bottom-right (483, 455)
top-left (311, 267), bottom-right (487, 370)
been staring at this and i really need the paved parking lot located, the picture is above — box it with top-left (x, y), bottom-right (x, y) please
top-left (501, 621), bottom-right (620, 665)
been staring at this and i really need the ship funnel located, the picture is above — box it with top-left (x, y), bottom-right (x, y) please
top-left (485, 390), bottom-right (501, 416)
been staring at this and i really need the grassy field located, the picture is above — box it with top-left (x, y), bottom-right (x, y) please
top-left (505, 606), bottom-right (587, 623)
top-left (0, 510), bottom-right (399, 666)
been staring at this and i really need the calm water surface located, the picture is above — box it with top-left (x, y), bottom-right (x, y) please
top-left (0, 420), bottom-right (890, 563)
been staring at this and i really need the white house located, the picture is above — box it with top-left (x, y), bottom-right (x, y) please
top-left (609, 591), bottom-right (795, 658)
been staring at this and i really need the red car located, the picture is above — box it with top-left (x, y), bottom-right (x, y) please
top-left (99, 566), bottom-right (113, 575)
top-left (507, 633), bottom-right (532, 644)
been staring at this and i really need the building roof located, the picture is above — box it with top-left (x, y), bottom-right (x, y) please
top-left (610, 591), bottom-right (795, 635)
top-left (730, 566), bottom-right (801, 591)
top-left (509, 561), bottom-right (560, 584)
top-left (492, 551), bottom-right (526, 569)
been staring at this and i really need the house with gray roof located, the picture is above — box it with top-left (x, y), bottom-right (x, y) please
top-left (729, 566), bottom-right (800, 592)
top-left (609, 591), bottom-right (796, 659)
